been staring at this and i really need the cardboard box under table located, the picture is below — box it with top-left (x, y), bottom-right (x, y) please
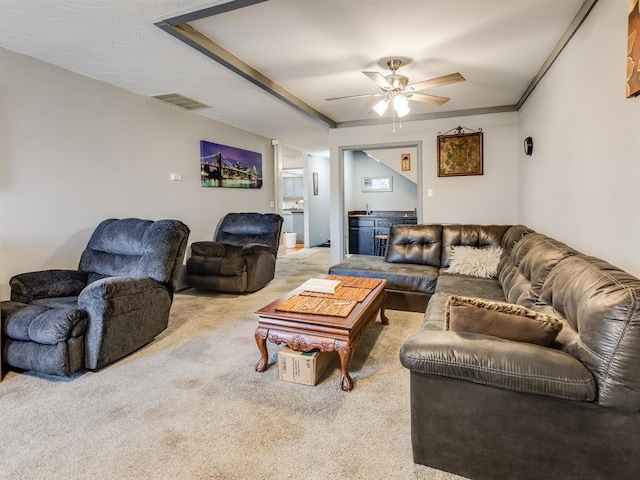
top-left (277, 347), bottom-right (335, 386)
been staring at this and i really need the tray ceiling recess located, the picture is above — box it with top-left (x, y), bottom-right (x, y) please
top-left (155, 0), bottom-right (599, 129)
top-left (155, 0), bottom-right (335, 128)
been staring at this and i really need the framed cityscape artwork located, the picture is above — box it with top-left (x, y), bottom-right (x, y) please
top-left (200, 140), bottom-right (263, 188)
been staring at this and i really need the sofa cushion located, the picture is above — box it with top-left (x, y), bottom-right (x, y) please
top-left (4, 304), bottom-right (87, 344)
top-left (446, 246), bottom-right (503, 278)
top-left (328, 255), bottom-right (438, 294)
top-left (425, 276), bottom-right (507, 330)
top-left (435, 274), bottom-right (505, 301)
top-left (444, 296), bottom-right (563, 347)
top-left (385, 224), bottom-right (443, 267)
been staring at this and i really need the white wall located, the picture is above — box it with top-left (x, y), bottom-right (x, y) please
top-left (305, 154), bottom-right (330, 247)
top-left (363, 147), bottom-right (418, 183)
top-left (344, 150), bottom-right (417, 212)
top-left (518, 0), bottom-right (640, 277)
top-left (330, 112), bottom-right (519, 262)
top-left (0, 47), bottom-right (275, 299)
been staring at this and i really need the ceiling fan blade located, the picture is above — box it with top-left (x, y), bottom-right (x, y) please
top-left (362, 71), bottom-right (392, 89)
top-left (407, 93), bottom-right (450, 105)
top-left (325, 92), bottom-right (385, 101)
top-left (406, 72), bottom-right (465, 92)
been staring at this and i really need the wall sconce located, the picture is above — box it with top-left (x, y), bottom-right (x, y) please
top-left (523, 137), bottom-right (533, 156)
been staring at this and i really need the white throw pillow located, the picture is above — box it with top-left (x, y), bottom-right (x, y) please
top-left (447, 246), bottom-right (503, 278)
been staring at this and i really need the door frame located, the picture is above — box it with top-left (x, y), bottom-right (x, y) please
top-left (334, 140), bottom-right (423, 262)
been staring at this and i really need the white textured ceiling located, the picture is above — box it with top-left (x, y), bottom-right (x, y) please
top-left (0, 0), bottom-right (587, 154)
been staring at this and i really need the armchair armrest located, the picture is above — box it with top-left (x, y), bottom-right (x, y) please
top-left (190, 241), bottom-right (227, 257)
top-left (10, 269), bottom-right (88, 303)
top-left (78, 276), bottom-right (172, 370)
top-left (78, 276), bottom-right (165, 304)
top-left (400, 330), bottom-right (596, 401)
top-left (241, 243), bottom-right (274, 256)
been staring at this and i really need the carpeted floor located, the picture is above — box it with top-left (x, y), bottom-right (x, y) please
top-left (0, 248), bottom-right (467, 480)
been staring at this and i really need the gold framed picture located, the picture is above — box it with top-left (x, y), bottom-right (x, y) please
top-left (401, 153), bottom-right (411, 171)
top-left (437, 127), bottom-right (483, 177)
top-left (628, 0), bottom-right (640, 97)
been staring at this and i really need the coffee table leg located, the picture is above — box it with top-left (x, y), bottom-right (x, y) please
top-left (335, 341), bottom-right (354, 391)
top-left (254, 327), bottom-right (269, 372)
top-left (379, 292), bottom-right (389, 325)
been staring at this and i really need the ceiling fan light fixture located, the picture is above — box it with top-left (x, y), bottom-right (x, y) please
top-left (326, 58), bottom-right (464, 129)
top-left (393, 95), bottom-right (411, 117)
top-left (373, 98), bottom-right (389, 116)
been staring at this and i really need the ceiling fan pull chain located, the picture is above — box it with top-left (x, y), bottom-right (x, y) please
top-left (392, 104), bottom-right (396, 133)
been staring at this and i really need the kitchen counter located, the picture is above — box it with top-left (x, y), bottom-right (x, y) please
top-left (349, 214), bottom-right (417, 219)
top-left (348, 211), bottom-right (417, 255)
top-left (348, 210), bottom-right (416, 218)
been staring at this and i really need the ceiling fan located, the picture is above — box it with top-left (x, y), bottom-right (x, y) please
top-left (326, 59), bottom-right (465, 119)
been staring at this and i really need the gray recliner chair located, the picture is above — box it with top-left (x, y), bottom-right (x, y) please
top-left (186, 212), bottom-right (283, 293)
top-left (1, 218), bottom-right (190, 376)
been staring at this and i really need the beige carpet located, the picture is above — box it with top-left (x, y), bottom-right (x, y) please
top-left (0, 248), bottom-right (466, 480)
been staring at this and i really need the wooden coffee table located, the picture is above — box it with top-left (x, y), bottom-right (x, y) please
top-left (254, 275), bottom-right (388, 391)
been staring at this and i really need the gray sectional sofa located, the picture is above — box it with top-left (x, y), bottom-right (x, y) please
top-left (328, 224), bottom-right (640, 480)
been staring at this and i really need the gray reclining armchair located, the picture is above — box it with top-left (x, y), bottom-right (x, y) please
top-left (2, 218), bottom-right (190, 376)
top-left (186, 212), bottom-right (283, 293)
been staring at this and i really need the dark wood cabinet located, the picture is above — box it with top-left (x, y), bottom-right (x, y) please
top-left (359, 227), bottom-right (375, 254)
top-left (348, 212), bottom-right (417, 255)
top-left (350, 218), bottom-right (375, 255)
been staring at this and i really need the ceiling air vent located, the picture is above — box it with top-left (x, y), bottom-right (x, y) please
top-left (152, 93), bottom-right (210, 110)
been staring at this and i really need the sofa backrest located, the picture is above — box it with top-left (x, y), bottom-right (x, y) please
top-left (498, 230), bottom-right (640, 410)
top-left (214, 212), bottom-right (283, 255)
top-left (498, 233), bottom-right (577, 308)
top-left (385, 224), bottom-right (511, 268)
top-left (539, 255), bottom-right (640, 411)
top-left (79, 218), bottom-right (190, 292)
top-left (440, 225), bottom-right (512, 267)
top-left (500, 224), bottom-right (535, 254)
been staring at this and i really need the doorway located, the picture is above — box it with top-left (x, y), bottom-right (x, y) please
top-left (280, 147), bottom-right (305, 247)
top-left (275, 143), bottom-right (331, 250)
top-left (334, 140), bottom-right (423, 263)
